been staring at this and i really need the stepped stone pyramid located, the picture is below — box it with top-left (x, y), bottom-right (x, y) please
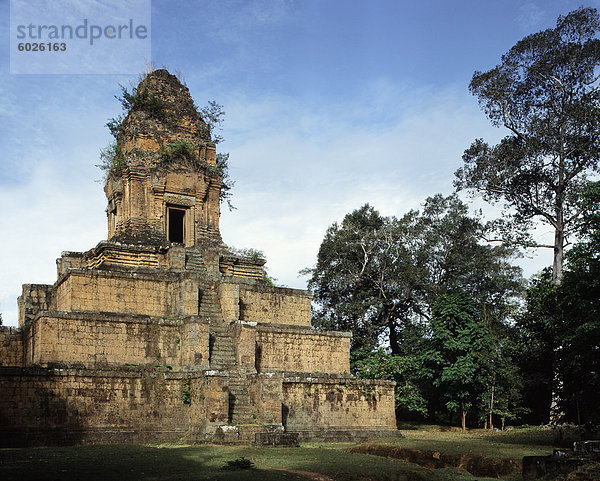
top-left (0, 69), bottom-right (398, 445)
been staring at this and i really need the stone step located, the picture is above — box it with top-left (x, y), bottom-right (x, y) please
top-left (212, 362), bottom-right (235, 367)
top-left (212, 350), bottom-right (234, 356)
top-left (212, 345), bottom-right (235, 357)
top-left (212, 364), bottom-right (236, 371)
top-left (212, 355), bottom-right (235, 361)
top-left (212, 350), bottom-right (236, 358)
top-left (208, 323), bottom-right (239, 371)
top-left (210, 324), bottom-right (230, 332)
top-left (212, 343), bottom-right (235, 352)
top-left (202, 310), bottom-right (221, 315)
top-left (212, 358), bottom-right (236, 366)
top-left (211, 358), bottom-right (236, 366)
top-left (212, 350), bottom-right (235, 357)
top-left (211, 355), bottom-right (235, 361)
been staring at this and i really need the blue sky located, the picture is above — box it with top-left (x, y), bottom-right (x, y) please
top-left (0, 0), bottom-right (596, 326)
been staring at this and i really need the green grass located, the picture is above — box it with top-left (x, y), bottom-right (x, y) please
top-left (0, 426), bottom-right (574, 481)
top-left (0, 443), bottom-right (430, 481)
top-left (383, 426), bottom-right (569, 459)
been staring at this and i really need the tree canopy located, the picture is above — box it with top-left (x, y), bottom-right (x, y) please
top-left (455, 7), bottom-right (600, 283)
top-left (305, 195), bottom-right (521, 354)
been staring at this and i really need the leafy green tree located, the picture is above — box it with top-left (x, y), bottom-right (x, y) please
top-left (427, 291), bottom-right (490, 431)
top-left (455, 7), bottom-right (600, 283)
top-left (306, 196), bottom-right (521, 355)
top-left (354, 348), bottom-right (427, 417)
top-left (305, 204), bottom-right (425, 354)
top-left (306, 197), bottom-right (523, 422)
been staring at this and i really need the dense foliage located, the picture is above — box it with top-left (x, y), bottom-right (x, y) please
top-left (305, 195), bottom-right (521, 356)
top-left (517, 182), bottom-right (600, 426)
top-left (305, 195), bottom-right (526, 427)
top-left (308, 186), bottom-right (599, 427)
top-left (426, 291), bottom-right (490, 430)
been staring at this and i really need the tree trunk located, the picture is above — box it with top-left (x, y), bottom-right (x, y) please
top-left (388, 317), bottom-right (400, 355)
top-left (489, 378), bottom-right (495, 430)
top-left (552, 225), bottom-right (564, 284)
top-left (461, 402), bottom-right (467, 432)
top-left (552, 182), bottom-right (565, 284)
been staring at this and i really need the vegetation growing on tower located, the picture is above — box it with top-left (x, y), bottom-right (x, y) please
top-left (97, 70), bottom-right (234, 206)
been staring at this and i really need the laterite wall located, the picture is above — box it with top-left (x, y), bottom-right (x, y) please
top-left (256, 325), bottom-right (351, 374)
top-left (54, 270), bottom-right (198, 317)
top-left (282, 377), bottom-right (397, 433)
top-left (22, 313), bottom-right (209, 369)
top-left (0, 367), bottom-right (230, 446)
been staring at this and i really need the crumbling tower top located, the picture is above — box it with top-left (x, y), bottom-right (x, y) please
top-left (117, 69), bottom-right (213, 169)
top-left (104, 69), bottom-right (223, 246)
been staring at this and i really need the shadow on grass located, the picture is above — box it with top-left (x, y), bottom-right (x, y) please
top-left (0, 445), bottom-right (286, 481)
top-left (0, 443), bottom-right (434, 481)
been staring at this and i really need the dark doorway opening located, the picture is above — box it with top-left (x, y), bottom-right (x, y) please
top-left (282, 403), bottom-right (289, 429)
top-left (255, 343), bottom-right (262, 372)
top-left (168, 207), bottom-right (186, 243)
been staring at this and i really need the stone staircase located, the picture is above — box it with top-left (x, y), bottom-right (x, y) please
top-left (198, 283), bottom-right (222, 320)
top-left (185, 249), bottom-right (206, 271)
top-left (185, 249), bottom-right (224, 322)
top-left (228, 371), bottom-right (255, 424)
top-left (186, 248), bottom-right (255, 426)
top-left (208, 322), bottom-right (254, 424)
top-left (208, 322), bottom-right (236, 370)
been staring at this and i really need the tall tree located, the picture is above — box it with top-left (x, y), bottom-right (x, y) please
top-left (455, 7), bottom-right (600, 283)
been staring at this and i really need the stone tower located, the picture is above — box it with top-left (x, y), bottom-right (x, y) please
top-left (0, 70), bottom-right (399, 446)
top-left (104, 70), bottom-right (222, 246)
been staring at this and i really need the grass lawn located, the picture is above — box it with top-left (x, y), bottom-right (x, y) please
top-left (0, 426), bottom-right (574, 481)
top-left (385, 424), bottom-right (569, 459)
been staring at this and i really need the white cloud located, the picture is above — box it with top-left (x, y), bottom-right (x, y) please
top-left (220, 83), bottom-right (520, 291)
top-left (0, 157), bottom-right (106, 326)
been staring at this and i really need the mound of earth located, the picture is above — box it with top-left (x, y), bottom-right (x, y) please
top-left (348, 444), bottom-right (520, 478)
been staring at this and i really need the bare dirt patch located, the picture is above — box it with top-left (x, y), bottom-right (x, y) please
top-left (348, 444), bottom-right (521, 478)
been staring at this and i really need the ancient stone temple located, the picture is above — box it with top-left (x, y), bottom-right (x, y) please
top-left (0, 70), bottom-right (397, 446)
